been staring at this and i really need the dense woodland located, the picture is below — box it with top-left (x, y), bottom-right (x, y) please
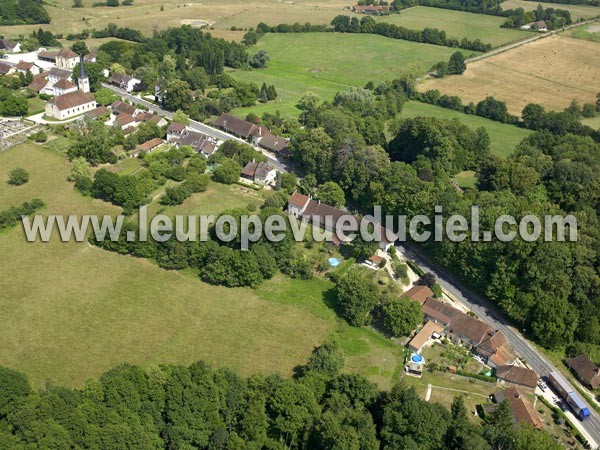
top-left (0, 348), bottom-right (561, 449)
top-left (0, 0), bottom-right (49, 25)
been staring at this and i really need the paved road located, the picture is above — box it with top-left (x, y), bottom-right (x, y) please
top-left (101, 83), bottom-right (287, 172)
top-left (398, 242), bottom-right (600, 446)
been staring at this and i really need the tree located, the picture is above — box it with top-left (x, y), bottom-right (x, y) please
top-left (8, 168), bottom-right (29, 185)
top-left (305, 340), bottom-right (344, 376)
top-left (516, 423), bottom-right (562, 450)
top-left (317, 181), bottom-right (345, 207)
top-left (94, 87), bottom-right (119, 106)
top-left (70, 41), bottom-right (89, 56)
top-left (383, 296), bottom-right (423, 337)
top-left (336, 267), bottom-right (379, 326)
top-left (483, 400), bottom-right (516, 450)
top-left (72, 62), bottom-right (105, 92)
top-left (279, 172), bottom-right (297, 193)
top-left (67, 157), bottom-right (92, 183)
top-left (212, 159), bottom-right (241, 184)
top-left (172, 110), bottom-right (190, 126)
top-left (445, 396), bottom-right (488, 450)
top-left (162, 79), bottom-right (193, 112)
top-left (72, 0), bottom-right (83, 7)
top-left (249, 50), bottom-right (269, 68)
top-left (447, 52), bottom-right (466, 75)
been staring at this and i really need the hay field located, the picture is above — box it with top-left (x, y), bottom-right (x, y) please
top-left (419, 35), bottom-right (600, 114)
top-left (378, 6), bottom-right (529, 47)
top-left (501, 0), bottom-right (600, 20)
top-left (0, 0), bottom-right (347, 39)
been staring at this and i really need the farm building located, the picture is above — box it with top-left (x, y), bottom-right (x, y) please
top-left (0, 39), bottom-right (20, 53)
top-left (109, 72), bottom-right (142, 92)
top-left (0, 61), bottom-right (15, 76)
top-left (495, 365), bottom-right (538, 391)
top-left (241, 161), bottom-right (277, 186)
top-left (352, 5), bottom-right (386, 14)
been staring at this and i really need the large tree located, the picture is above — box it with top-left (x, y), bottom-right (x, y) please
top-left (335, 267), bottom-right (379, 326)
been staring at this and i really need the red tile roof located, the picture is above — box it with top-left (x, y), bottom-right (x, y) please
top-left (497, 387), bottom-right (544, 429)
top-left (496, 365), bottom-right (538, 388)
top-left (404, 285), bottom-right (434, 305)
top-left (288, 192), bottom-right (310, 208)
top-left (48, 91), bottom-right (95, 111)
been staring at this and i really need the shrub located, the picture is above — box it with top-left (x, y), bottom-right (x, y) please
top-left (8, 168), bottom-right (29, 186)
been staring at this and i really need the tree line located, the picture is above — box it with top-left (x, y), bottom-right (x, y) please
top-left (0, 349), bottom-right (561, 449)
top-left (0, 199), bottom-right (44, 231)
top-left (0, 0), bottom-right (49, 25)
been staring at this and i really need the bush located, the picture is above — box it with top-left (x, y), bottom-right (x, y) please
top-left (212, 159), bottom-right (242, 184)
top-left (186, 173), bottom-right (209, 193)
top-left (29, 131), bottom-right (47, 142)
top-left (8, 168), bottom-right (29, 186)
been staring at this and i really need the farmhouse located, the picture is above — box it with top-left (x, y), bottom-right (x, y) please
top-left (55, 47), bottom-right (79, 70)
top-left (404, 285), bottom-right (434, 305)
top-left (167, 122), bottom-right (186, 141)
top-left (47, 67), bottom-right (72, 85)
top-left (213, 113), bottom-right (267, 141)
top-left (352, 5), bottom-right (386, 14)
top-left (45, 91), bottom-right (96, 120)
top-left (495, 387), bottom-right (544, 429)
top-left (84, 106), bottom-right (110, 120)
top-left (257, 133), bottom-right (290, 154)
top-left (114, 113), bottom-right (139, 131)
top-left (136, 112), bottom-right (168, 127)
top-left (422, 297), bottom-right (463, 327)
top-left (134, 138), bottom-right (165, 156)
top-left (109, 72), bottom-right (142, 92)
top-left (0, 39), bottom-right (21, 53)
top-left (166, 124), bottom-right (217, 157)
top-left (241, 161), bottom-right (277, 186)
top-left (111, 100), bottom-right (139, 117)
top-left (408, 320), bottom-right (444, 353)
top-left (27, 74), bottom-right (49, 93)
top-left (16, 61), bottom-right (42, 75)
top-left (447, 314), bottom-right (493, 347)
top-left (565, 355), bottom-right (600, 389)
top-left (495, 365), bottom-right (538, 391)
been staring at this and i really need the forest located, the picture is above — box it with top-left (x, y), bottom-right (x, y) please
top-left (0, 0), bottom-right (49, 25)
top-left (0, 346), bottom-right (561, 449)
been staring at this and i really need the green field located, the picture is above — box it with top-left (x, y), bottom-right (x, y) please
top-left (0, 142), bottom-right (403, 389)
top-left (567, 21), bottom-right (600, 43)
top-left (582, 114), bottom-right (600, 129)
top-left (399, 101), bottom-right (532, 157)
top-left (230, 33), bottom-right (478, 118)
top-left (378, 6), bottom-right (529, 47)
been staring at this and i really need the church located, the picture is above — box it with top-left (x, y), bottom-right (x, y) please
top-left (45, 56), bottom-right (96, 121)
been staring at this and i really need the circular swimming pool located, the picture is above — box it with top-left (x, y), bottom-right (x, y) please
top-left (328, 257), bottom-right (341, 268)
top-left (411, 354), bottom-right (424, 364)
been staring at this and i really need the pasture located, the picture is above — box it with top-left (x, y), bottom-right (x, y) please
top-left (230, 32), bottom-right (477, 118)
top-left (567, 21), bottom-right (600, 43)
top-left (400, 101), bottom-right (531, 157)
top-left (419, 35), bottom-right (600, 114)
top-left (501, 0), bottom-right (600, 19)
top-left (378, 6), bottom-right (529, 47)
top-left (0, 142), bottom-right (403, 389)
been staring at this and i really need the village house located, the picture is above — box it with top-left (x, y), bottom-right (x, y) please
top-left (213, 113), bottom-right (263, 141)
top-left (45, 91), bottom-right (96, 120)
top-left (421, 297), bottom-right (463, 327)
top-left (494, 387), bottom-right (544, 430)
top-left (55, 47), bottom-right (80, 70)
top-left (16, 60), bottom-right (42, 75)
top-left (408, 320), bottom-right (444, 354)
top-left (27, 74), bottom-right (49, 94)
top-left (109, 72), bottom-right (142, 92)
top-left (114, 113), bottom-right (139, 131)
top-left (404, 285), bottom-right (434, 305)
top-left (0, 61), bottom-right (16, 76)
top-left (132, 138), bottom-right (165, 157)
top-left (110, 100), bottom-right (140, 117)
top-left (0, 39), bottom-right (21, 53)
top-left (257, 133), bottom-right (290, 155)
top-left (565, 355), bottom-right (600, 389)
top-left (84, 106), bottom-right (110, 121)
top-left (520, 20), bottom-right (548, 32)
top-left (241, 161), bottom-right (278, 186)
top-left (52, 78), bottom-right (78, 96)
top-left (366, 254), bottom-right (384, 269)
top-left (46, 67), bottom-right (72, 86)
top-left (166, 122), bottom-right (186, 141)
top-left (446, 313), bottom-right (493, 348)
top-left (136, 112), bottom-right (168, 128)
top-left (37, 50), bottom-right (58, 64)
top-left (287, 192), bottom-right (397, 250)
top-left (166, 123), bottom-right (217, 157)
top-left (495, 365), bottom-right (538, 391)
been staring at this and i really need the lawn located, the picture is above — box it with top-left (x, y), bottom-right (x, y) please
top-left (230, 32), bottom-right (478, 118)
top-left (582, 115), bottom-right (600, 129)
top-left (378, 6), bottom-right (529, 47)
top-left (501, 0), bottom-right (600, 20)
top-left (0, 143), bottom-right (333, 388)
top-left (27, 96), bottom-right (46, 115)
top-left (567, 21), bottom-right (600, 43)
top-left (399, 101), bottom-right (532, 157)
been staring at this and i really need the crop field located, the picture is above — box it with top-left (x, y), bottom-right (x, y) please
top-left (501, 0), bottom-right (600, 19)
top-left (377, 6), bottom-right (529, 47)
top-left (399, 101), bottom-right (531, 157)
top-left (230, 32), bottom-right (477, 118)
top-left (0, 0), bottom-right (347, 39)
top-left (419, 35), bottom-right (600, 114)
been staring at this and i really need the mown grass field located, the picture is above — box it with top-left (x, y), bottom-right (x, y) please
top-left (399, 101), bottom-right (531, 157)
top-left (501, 0), bottom-right (600, 19)
top-left (230, 32), bottom-right (478, 118)
top-left (0, 142), bottom-right (404, 389)
top-left (378, 6), bottom-right (529, 47)
top-left (420, 35), bottom-right (600, 114)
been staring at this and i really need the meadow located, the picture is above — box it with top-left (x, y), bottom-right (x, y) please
top-left (0, 142), bottom-right (403, 389)
top-left (230, 32), bottom-right (478, 118)
top-left (378, 6), bottom-right (529, 47)
top-left (566, 21), bottom-right (600, 43)
top-left (419, 35), bottom-right (600, 114)
top-left (399, 101), bottom-right (532, 158)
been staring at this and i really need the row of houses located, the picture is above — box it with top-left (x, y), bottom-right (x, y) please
top-left (212, 113), bottom-right (290, 155)
top-left (166, 123), bottom-right (218, 157)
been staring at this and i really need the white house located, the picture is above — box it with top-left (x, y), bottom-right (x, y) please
top-left (0, 39), bottom-right (21, 53)
top-left (52, 78), bottom-right (78, 96)
top-left (45, 91), bottom-right (96, 120)
top-left (109, 72), bottom-right (141, 92)
top-left (55, 47), bottom-right (80, 70)
top-left (16, 60), bottom-right (43, 75)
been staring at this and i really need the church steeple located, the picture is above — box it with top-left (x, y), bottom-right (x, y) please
top-left (78, 55), bottom-right (90, 93)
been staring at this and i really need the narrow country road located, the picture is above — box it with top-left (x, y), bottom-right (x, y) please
top-left (101, 83), bottom-right (287, 172)
top-left (398, 242), bottom-right (600, 446)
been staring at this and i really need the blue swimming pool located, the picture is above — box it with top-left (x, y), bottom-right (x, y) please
top-left (411, 354), bottom-right (424, 364)
top-left (328, 258), bottom-right (341, 268)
